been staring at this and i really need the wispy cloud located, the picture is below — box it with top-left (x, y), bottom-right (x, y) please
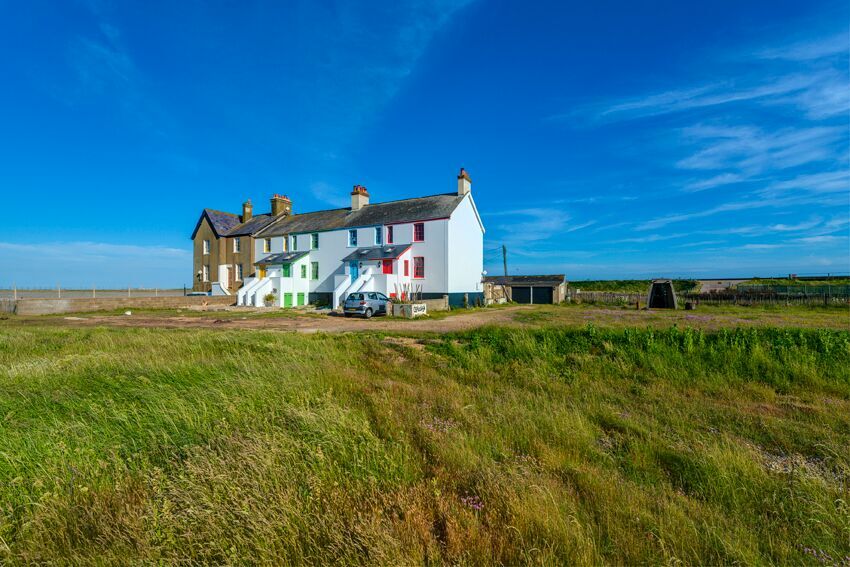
top-left (310, 182), bottom-right (350, 208)
top-left (0, 241), bottom-right (190, 287)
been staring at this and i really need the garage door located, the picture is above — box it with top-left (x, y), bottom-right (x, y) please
top-left (511, 286), bottom-right (531, 304)
top-left (532, 286), bottom-right (553, 304)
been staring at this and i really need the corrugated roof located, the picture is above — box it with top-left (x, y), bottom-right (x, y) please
top-left (254, 251), bottom-right (309, 265)
top-left (340, 245), bottom-right (412, 262)
top-left (256, 193), bottom-right (465, 237)
top-left (484, 275), bottom-right (565, 286)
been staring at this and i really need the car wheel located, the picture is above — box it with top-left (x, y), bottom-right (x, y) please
top-left (364, 308), bottom-right (373, 319)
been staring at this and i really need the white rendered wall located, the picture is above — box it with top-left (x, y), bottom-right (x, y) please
top-left (447, 194), bottom-right (485, 293)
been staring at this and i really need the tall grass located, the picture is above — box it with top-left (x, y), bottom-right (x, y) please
top-left (0, 325), bottom-right (848, 564)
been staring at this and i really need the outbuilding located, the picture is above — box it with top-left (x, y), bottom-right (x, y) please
top-left (483, 275), bottom-right (566, 305)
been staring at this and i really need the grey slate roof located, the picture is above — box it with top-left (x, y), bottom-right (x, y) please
top-left (340, 245), bottom-right (412, 262)
top-left (254, 251), bottom-right (309, 265)
top-left (484, 275), bottom-right (566, 286)
top-left (191, 209), bottom-right (241, 239)
top-left (256, 193), bottom-right (465, 237)
top-left (224, 214), bottom-right (277, 237)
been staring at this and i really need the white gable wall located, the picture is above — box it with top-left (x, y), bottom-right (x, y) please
top-left (447, 194), bottom-right (484, 293)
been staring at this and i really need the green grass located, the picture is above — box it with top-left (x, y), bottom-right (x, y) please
top-left (741, 278), bottom-right (850, 288)
top-left (0, 322), bottom-right (848, 564)
top-left (569, 279), bottom-right (700, 293)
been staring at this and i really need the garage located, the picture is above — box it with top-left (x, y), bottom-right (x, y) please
top-left (511, 286), bottom-right (532, 303)
top-left (483, 275), bottom-right (566, 305)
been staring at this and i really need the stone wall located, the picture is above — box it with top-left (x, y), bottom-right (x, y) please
top-left (9, 295), bottom-right (235, 316)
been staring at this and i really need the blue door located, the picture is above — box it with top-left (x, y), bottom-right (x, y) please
top-left (349, 261), bottom-right (359, 280)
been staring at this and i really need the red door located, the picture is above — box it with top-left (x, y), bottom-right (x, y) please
top-left (382, 259), bottom-right (393, 274)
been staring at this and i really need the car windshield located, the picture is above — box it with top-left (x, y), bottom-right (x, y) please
top-left (348, 293), bottom-right (364, 300)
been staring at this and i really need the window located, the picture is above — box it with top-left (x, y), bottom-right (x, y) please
top-left (291, 235), bottom-right (298, 251)
top-left (382, 259), bottom-right (393, 274)
top-left (367, 292), bottom-right (378, 300)
top-left (403, 260), bottom-right (409, 277)
top-left (263, 238), bottom-right (271, 253)
top-left (300, 264), bottom-right (307, 278)
top-left (203, 239), bottom-right (210, 255)
top-left (375, 227), bottom-right (383, 245)
top-left (202, 264), bottom-right (210, 282)
top-left (376, 292), bottom-right (388, 301)
top-left (386, 225), bottom-right (394, 244)
top-left (236, 263), bottom-right (243, 280)
top-left (413, 256), bottom-right (424, 278)
top-left (282, 264), bottom-right (291, 278)
top-left (348, 229), bottom-right (357, 246)
top-left (413, 222), bottom-right (425, 242)
top-left (311, 233), bottom-right (319, 249)
top-left (311, 262), bottom-right (319, 280)
top-left (233, 238), bottom-right (241, 253)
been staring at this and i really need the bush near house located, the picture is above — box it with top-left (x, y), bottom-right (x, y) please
top-left (0, 324), bottom-right (848, 564)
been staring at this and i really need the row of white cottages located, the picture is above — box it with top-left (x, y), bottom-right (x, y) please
top-left (226, 170), bottom-right (485, 308)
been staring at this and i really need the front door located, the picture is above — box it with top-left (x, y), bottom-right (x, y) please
top-left (297, 292), bottom-right (305, 306)
top-left (349, 261), bottom-right (359, 280)
top-left (284, 293), bottom-right (293, 308)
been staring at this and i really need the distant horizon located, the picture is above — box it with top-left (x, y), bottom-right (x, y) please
top-left (1, 1), bottom-right (847, 287)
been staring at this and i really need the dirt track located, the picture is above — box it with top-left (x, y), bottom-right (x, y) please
top-left (9, 304), bottom-right (847, 333)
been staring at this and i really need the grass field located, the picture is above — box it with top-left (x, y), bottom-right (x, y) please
top-left (1, 309), bottom-right (848, 564)
top-left (568, 279), bottom-right (700, 293)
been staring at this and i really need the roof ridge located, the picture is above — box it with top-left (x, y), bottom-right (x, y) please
top-left (205, 208), bottom-right (238, 217)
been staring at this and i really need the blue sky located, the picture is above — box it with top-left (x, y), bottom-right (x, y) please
top-left (0, 0), bottom-right (847, 287)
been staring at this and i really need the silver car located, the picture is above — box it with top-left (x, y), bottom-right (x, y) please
top-left (343, 292), bottom-right (389, 318)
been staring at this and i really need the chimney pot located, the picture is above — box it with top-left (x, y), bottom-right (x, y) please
top-left (271, 194), bottom-right (292, 217)
top-left (457, 167), bottom-right (471, 196)
top-left (350, 185), bottom-right (370, 210)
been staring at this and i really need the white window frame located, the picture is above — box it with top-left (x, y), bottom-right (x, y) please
top-left (263, 238), bottom-right (271, 253)
top-left (236, 263), bottom-right (243, 281)
top-left (203, 239), bottom-right (210, 255)
top-left (233, 237), bottom-right (241, 253)
top-left (202, 264), bottom-right (210, 282)
top-left (311, 233), bottom-right (319, 249)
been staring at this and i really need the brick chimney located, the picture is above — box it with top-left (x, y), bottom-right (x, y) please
top-left (351, 185), bottom-right (369, 211)
top-left (242, 199), bottom-right (253, 222)
top-left (457, 167), bottom-right (471, 196)
top-left (270, 194), bottom-right (292, 217)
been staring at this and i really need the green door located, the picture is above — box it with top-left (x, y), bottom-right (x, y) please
top-left (283, 293), bottom-right (293, 307)
top-left (297, 292), bottom-right (305, 306)
top-left (281, 263), bottom-right (291, 277)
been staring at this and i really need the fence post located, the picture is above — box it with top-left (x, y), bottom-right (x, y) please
top-left (128, 286), bottom-right (131, 298)
top-left (58, 284), bottom-right (61, 299)
top-left (12, 283), bottom-right (16, 301)
top-left (93, 285), bottom-right (96, 298)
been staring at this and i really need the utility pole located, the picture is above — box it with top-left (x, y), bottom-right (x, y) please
top-left (502, 244), bottom-right (508, 278)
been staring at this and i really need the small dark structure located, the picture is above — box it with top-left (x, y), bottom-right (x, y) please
top-left (483, 275), bottom-right (566, 305)
top-left (647, 279), bottom-right (677, 309)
